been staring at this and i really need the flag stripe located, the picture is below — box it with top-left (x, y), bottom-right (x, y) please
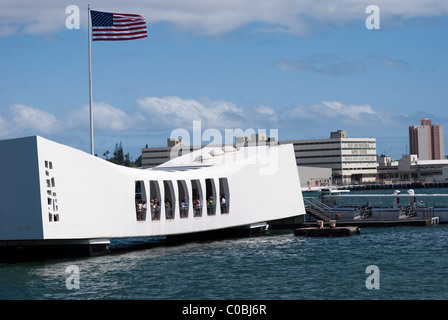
top-left (112, 21), bottom-right (146, 27)
top-left (93, 35), bottom-right (148, 41)
top-left (93, 31), bottom-right (147, 37)
top-left (93, 25), bottom-right (147, 30)
top-left (113, 13), bottom-right (142, 18)
top-left (93, 26), bottom-right (146, 32)
top-left (113, 16), bottom-right (143, 20)
top-left (94, 24), bottom-right (146, 29)
top-left (91, 10), bottom-right (147, 41)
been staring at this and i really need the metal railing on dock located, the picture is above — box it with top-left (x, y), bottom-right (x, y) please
top-left (303, 197), bottom-right (333, 221)
top-left (302, 197), bottom-right (440, 227)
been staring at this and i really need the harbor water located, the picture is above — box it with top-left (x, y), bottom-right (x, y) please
top-left (1, 224), bottom-right (447, 300)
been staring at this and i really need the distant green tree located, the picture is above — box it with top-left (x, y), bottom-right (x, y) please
top-left (103, 142), bottom-right (142, 167)
top-left (112, 142), bottom-right (124, 164)
top-left (134, 154), bottom-right (142, 167)
top-left (124, 152), bottom-right (132, 167)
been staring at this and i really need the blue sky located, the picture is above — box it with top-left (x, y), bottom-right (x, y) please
top-left (1, 1), bottom-right (448, 160)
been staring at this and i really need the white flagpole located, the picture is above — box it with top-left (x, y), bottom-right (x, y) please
top-left (88, 4), bottom-right (94, 155)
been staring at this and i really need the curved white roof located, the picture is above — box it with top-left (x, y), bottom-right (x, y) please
top-left (156, 145), bottom-right (277, 169)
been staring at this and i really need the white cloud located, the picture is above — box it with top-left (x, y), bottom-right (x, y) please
top-left (0, 97), bottom-right (258, 139)
top-left (136, 96), bottom-right (246, 129)
top-left (0, 115), bottom-right (12, 138)
top-left (67, 102), bottom-right (144, 132)
top-left (10, 104), bottom-right (64, 135)
top-left (255, 105), bottom-right (276, 116)
top-left (0, 101), bottom-right (146, 138)
top-left (0, 98), bottom-right (410, 141)
top-left (1, 0), bottom-right (448, 37)
top-left (275, 56), bottom-right (364, 75)
top-left (1, 1), bottom-right (65, 36)
top-left (0, 24), bottom-right (19, 37)
top-left (286, 101), bottom-right (407, 126)
top-left (375, 58), bottom-right (410, 70)
top-left (253, 104), bottom-right (279, 123)
top-left (275, 55), bottom-right (410, 75)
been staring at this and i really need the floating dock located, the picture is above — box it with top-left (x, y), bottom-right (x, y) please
top-left (270, 215), bottom-right (440, 230)
top-left (294, 220), bottom-right (360, 237)
top-left (298, 216), bottom-right (439, 228)
top-left (334, 217), bottom-right (439, 227)
top-left (293, 215), bottom-right (440, 237)
top-left (294, 226), bottom-right (360, 237)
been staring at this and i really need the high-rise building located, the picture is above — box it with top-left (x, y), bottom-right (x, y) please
top-left (432, 124), bottom-right (444, 160)
top-left (409, 118), bottom-right (445, 160)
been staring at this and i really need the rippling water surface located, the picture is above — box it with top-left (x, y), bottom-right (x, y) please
top-left (1, 225), bottom-right (447, 300)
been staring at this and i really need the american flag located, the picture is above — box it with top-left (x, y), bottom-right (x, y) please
top-left (91, 10), bottom-right (147, 41)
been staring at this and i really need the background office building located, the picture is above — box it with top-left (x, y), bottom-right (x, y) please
top-left (141, 139), bottom-right (182, 168)
top-left (280, 130), bottom-right (377, 186)
top-left (409, 118), bottom-right (445, 160)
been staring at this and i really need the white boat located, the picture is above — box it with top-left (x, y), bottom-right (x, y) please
top-left (0, 136), bottom-right (305, 256)
top-left (313, 188), bottom-right (448, 223)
